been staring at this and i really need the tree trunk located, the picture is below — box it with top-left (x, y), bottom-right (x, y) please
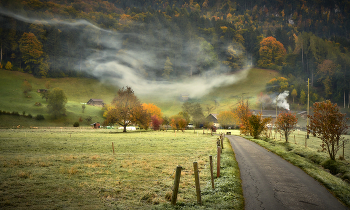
top-left (123, 125), bottom-right (127, 132)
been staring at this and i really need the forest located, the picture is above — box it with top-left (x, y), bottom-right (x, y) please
top-left (1, 0), bottom-right (350, 105)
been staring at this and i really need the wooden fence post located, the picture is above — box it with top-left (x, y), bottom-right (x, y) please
top-left (171, 166), bottom-right (182, 205)
top-left (209, 155), bottom-right (214, 189)
top-left (343, 141), bottom-right (345, 159)
top-left (112, 142), bottom-right (115, 155)
top-left (305, 135), bottom-right (307, 148)
top-left (220, 136), bottom-right (224, 150)
top-left (193, 162), bottom-right (202, 205)
top-left (217, 146), bottom-right (221, 178)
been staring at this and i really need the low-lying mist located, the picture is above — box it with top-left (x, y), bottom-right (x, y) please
top-left (0, 8), bottom-right (251, 99)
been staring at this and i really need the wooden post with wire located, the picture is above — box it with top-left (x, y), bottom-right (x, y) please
top-left (112, 142), bottom-right (115, 155)
top-left (171, 166), bottom-right (182, 205)
top-left (209, 155), bottom-right (214, 189)
top-left (220, 134), bottom-right (224, 150)
top-left (193, 162), bottom-right (202, 205)
top-left (217, 146), bottom-right (221, 178)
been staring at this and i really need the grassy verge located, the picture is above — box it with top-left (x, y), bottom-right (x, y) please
top-left (241, 132), bottom-right (350, 207)
top-left (0, 129), bottom-right (243, 209)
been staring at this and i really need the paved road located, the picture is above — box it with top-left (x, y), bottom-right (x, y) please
top-left (227, 135), bottom-right (348, 210)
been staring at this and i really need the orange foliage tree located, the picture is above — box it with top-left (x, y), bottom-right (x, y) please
top-left (142, 103), bottom-right (162, 119)
top-left (233, 100), bottom-right (251, 135)
top-left (275, 111), bottom-right (298, 142)
top-left (217, 111), bottom-right (236, 129)
top-left (170, 115), bottom-right (187, 131)
top-left (308, 100), bottom-right (348, 160)
top-left (258, 36), bottom-right (286, 69)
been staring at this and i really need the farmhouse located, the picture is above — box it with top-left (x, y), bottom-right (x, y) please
top-left (206, 113), bottom-right (220, 127)
top-left (87, 99), bottom-right (104, 107)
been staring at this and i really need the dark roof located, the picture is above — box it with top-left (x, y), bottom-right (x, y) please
top-left (89, 99), bottom-right (103, 101)
top-left (206, 113), bottom-right (218, 123)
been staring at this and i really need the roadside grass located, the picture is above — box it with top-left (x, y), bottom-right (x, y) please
top-left (0, 129), bottom-right (243, 209)
top-left (241, 130), bottom-right (350, 207)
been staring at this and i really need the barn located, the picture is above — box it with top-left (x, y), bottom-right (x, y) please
top-left (87, 99), bottom-right (104, 107)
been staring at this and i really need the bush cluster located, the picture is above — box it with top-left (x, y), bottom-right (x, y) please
top-left (35, 114), bottom-right (45, 120)
top-left (73, 122), bottom-right (79, 127)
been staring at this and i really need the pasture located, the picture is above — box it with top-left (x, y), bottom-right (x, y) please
top-left (0, 128), bottom-right (243, 209)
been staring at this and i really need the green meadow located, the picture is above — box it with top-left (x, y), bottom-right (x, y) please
top-left (0, 128), bottom-right (243, 209)
top-left (0, 68), bottom-right (279, 127)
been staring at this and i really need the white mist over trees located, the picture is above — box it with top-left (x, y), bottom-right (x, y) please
top-left (0, 7), bottom-right (250, 98)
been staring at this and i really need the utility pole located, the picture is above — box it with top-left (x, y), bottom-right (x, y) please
top-left (307, 78), bottom-right (309, 139)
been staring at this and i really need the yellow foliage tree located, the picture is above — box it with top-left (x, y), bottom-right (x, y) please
top-left (258, 36), bottom-right (286, 69)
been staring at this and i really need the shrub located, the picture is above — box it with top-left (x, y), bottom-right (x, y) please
top-left (5, 61), bottom-right (13, 70)
top-left (73, 122), bottom-right (79, 127)
top-left (11, 111), bottom-right (20, 116)
top-left (27, 114), bottom-right (32, 118)
top-left (321, 159), bottom-right (341, 175)
top-left (35, 114), bottom-right (45, 120)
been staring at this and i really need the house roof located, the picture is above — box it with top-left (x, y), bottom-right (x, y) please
top-left (89, 99), bottom-right (103, 102)
top-left (251, 110), bottom-right (300, 118)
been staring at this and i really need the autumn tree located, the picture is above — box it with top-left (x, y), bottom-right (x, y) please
top-left (103, 86), bottom-right (145, 132)
top-left (170, 115), bottom-right (187, 131)
top-left (266, 77), bottom-right (289, 93)
top-left (233, 100), bottom-right (251, 135)
top-left (47, 88), bottom-right (67, 119)
top-left (308, 100), bottom-right (348, 160)
top-left (248, 114), bottom-right (271, 139)
top-left (19, 32), bottom-right (47, 77)
top-left (275, 112), bottom-right (298, 142)
top-left (151, 115), bottom-right (162, 131)
top-left (258, 36), bottom-right (286, 69)
top-left (130, 105), bottom-right (151, 130)
top-left (217, 111), bottom-right (235, 128)
top-left (142, 103), bottom-right (162, 119)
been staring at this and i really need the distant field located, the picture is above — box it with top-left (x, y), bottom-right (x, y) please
top-left (0, 68), bottom-right (280, 127)
top-left (0, 129), bottom-right (243, 209)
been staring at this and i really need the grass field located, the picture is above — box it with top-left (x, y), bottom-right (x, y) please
top-left (0, 128), bottom-right (243, 209)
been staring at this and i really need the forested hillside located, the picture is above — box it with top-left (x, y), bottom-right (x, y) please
top-left (1, 0), bottom-right (350, 104)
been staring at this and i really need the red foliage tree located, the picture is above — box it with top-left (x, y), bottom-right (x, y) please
top-left (151, 115), bottom-right (162, 131)
top-left (275, 111), bottom-right (298, 142)
top-left (308, 100), bottom-right (348, 160)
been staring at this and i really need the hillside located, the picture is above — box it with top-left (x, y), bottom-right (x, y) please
top-left (0, 67), bottom-right (279, 127)
top-left (2, 0), bottom-right (350, 106)
top-left (0, 69), bottom-right (117, 127)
